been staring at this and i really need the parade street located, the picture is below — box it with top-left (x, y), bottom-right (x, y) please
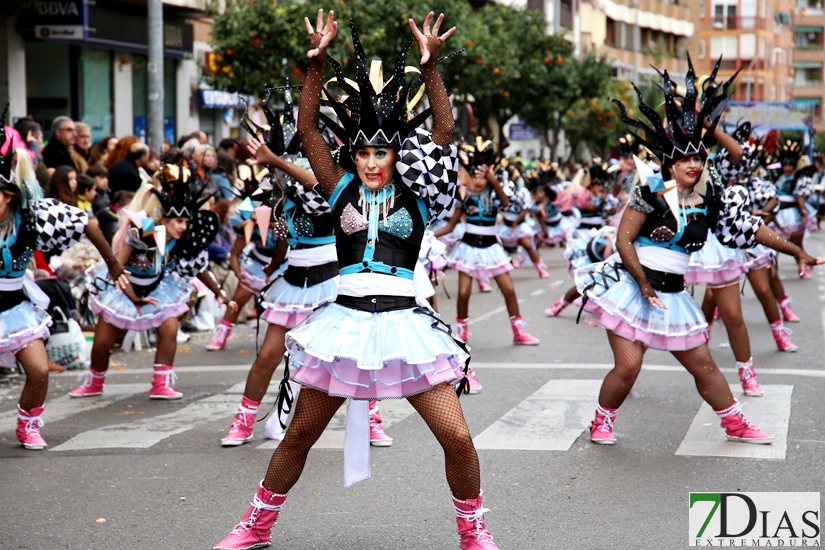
top-left (2, 236), bottom-right (824, 550)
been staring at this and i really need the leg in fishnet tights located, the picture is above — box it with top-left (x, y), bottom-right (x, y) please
top-left (263, 388), bottom-right (345, 494)
top-left (747, 268), bottom-right (781, 324)
top-left (242, 324), bottom-right (288, 404)
top-left (598, 330), bottom-right (646, 409)
top-left (670, 345), bottom-right (735, 411)
top-left (706, 282), bottom-right (751, 363)
top-left (406, 382), bottom-right (481, 500)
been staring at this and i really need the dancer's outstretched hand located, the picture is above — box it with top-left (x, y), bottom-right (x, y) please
top-left (409, 12), bottom-right (456, 65)
top-left (796, 251), bottom-right (825, 276)
top-left (305, 9), bottom-right (338, 59)
top-left (245, 135), bottom-right (279, 166)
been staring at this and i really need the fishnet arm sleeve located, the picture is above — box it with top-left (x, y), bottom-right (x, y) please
top-left (420, 36), bottom-right (454, 147)
top-left (297, 34), bottom-right (346, 196)
top-left (615, 207), bottom-right (657, 299)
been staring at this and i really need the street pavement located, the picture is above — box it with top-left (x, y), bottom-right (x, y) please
top-left (2, 234), bottom-right (825, 549)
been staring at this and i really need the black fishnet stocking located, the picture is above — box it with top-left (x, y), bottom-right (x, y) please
top-left (243, 324), bottom-right (288, 404)
top-left (263, 388), bottom-right (345, 494)
top-left (407, 383), bottom-right (481, 500)
top-left (701, 284), bottom-right (751, 362)
top-left (598, 330), bottom-right (646, 409)
top-left (670, 345), bottom-right (735, 411)
top-left (747, 268), bottom-right (781, 324)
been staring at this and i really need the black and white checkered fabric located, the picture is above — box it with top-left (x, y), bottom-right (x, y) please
top-left (604, 193), bottom-right (622, 214)
top-left (34, 198), bottom-right (89, 253)
top-left (746, 177), bottom-right (777, 212)
top-left (793, 175), bottom-right (814, 199)
top-left (714, 185), bottom-right (763, 249)
top-left (396, 129), bottom-right (459, 222)
top-left (173, 249), bottom-right (209, 279)
top-left (490, 178), bottom-right (516, 209)
top-left (290, 182), bottom-right (331, 215)
top-left (715, 144), bottom-right (755, 183)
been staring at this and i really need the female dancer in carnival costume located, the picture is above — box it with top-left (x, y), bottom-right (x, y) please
top-left (498, 167), bottom-right (550, 278)
top-left (695, 122), bottom-right (798, 370)
top-left (575, 61), bottom-right (824, 446)
top-left (532, 173), bottom-right (576, 247)
top-left (0, 106), bottom-right (127, 449)
top-left (220, 89), bottom-right (392, 448)
top-left (772, 140), bottom-right (818, 279)
top-left (214, 12), bottom-right (501, 550)
top-left (72, 161), bottom-right (237, 400)
top-left (438, 140), bottom-right (541, 348)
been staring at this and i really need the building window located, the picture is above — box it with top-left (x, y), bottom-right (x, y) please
top-left (713, 2), bottom-right (738, 29)
top-left (606, 17), bottom-right (617, 47)
top-left (711, 35), bottom-right (738, 58)
top-left (700, 2), bottom-right (705, 16)
top-left (699, 40), bottom-right (706, 58)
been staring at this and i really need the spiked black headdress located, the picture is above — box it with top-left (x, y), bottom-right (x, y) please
top-left (588, 163), bottom-right (611, 186)
top-left (778, 140), bottom-right (803, 166)
top-left (320, 20), bottom-right (433, 159)
top-left (234, 164), bottom-right (274, 208)
top-left (241, 83), bottom-right (302, 157)
top-left (610, 56), bottom-right (738, 165)
top-left (152, 159), bottom-right (213, 218)
top-left (0, 104), bottom-right (15, 189)
top-left (458, 137), bottom-right (501, 170)
top-left (616, 134), bottom-right (640, 159)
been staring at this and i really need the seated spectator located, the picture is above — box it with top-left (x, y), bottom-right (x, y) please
top-left (87, 164), bottom-right (111, 212)
top-left (43, 116), bottom-right (77, 170)
top-left (199, 144), bottom-right (234, 199)
top-left (88, 135), bottom-right (117, 168)
top-left (71, 122), bottom-right (91, 174)
top-left (76, 174), bottom-right (96, 214)
top-left (105, 135), bottom-right (139, 170)
top-left (139, 149), bottom-right (160, 185)
top-left (218, 139), bottom-right (239, 180)
top-left (109, 141), bottom-right (147, 194)
top-left (48, 166), bottom-right (78, 207)
top-left (13, 119), bottom-right (50, 188)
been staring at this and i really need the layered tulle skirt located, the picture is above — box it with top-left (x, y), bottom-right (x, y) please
top-left (540, 215), bottom-right (577, 246)
top-left (89, 268), bottom-right (192, 331)
top-left (744, 244), bottom-right (775, 272)
top-left (498, 220), bottom-right (538, 247)
top-left (564, 228), bottom-right (598, 276)
top-left (574, 261), bottom-right (709, 351)
top-left (772, 202), bottom-right (818, 236)
top-left (285, 302), bottom-right (469, 400)
top-left (239, 253), bottom-right (271, 294)
top-left (446, 240), bottom-right (513, 279)
top-left (432, 220), bottom-right (465, 248)
top-left (685, 232), bottom-right (748, 287)
top-left (0, 301), bottom-right (51, 366)
top-left (260, 275), bottom-right (339, 329)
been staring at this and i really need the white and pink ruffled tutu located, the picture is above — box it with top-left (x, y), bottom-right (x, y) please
top-left (89, 267), bottom-right (192, 331)
top-left (685, 232), bottom-right (748, 287)
top-left (564, 228), bottom-right (599, 276)
top-left (0, 301), bottom-right (52, 366)
top-left (446, 240), bottom-right (513, 279)
top-left (260, 274), bottom-right (339, 329)
top-left (772, 202), bottom-right (818, 237)
top-left (239, 249), bottom-right (272, 294)
top-left (285, 302), bottom-right (469, 400)
top-left (744, 244), bottom-right (775, 272)
top-left (575, 261), bottom-right (709, 351)
top-left (432, 219), bottom-right (465, 249)
top-left (498, 220), bottom-right (538, 247)
top-left (540, 213), bottom-right (577, 246)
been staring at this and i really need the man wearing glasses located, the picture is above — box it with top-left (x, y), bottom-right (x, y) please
top-left (43, 116), bottom-right (78, 171)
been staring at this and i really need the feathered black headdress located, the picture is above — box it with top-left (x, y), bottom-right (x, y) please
top-left (458, 137), bottom-right (501, 170)
top-left (320, 20), bottom-right (432, 157)
top-left (152, 158), bottom-right (213, 218)
top-left (610, 56), bottom-right (738, 165)
top-left (778, 140), bottom-right (802, 165)
top-left (0, 104), bottom-right (15, 188)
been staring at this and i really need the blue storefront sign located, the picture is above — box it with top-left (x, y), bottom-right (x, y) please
top-left (200, 89), bottom-right (256, 110)
top-left (34, 0), bottom-right (88, 41)
top-left (134, 116), bottom-right (177, 146)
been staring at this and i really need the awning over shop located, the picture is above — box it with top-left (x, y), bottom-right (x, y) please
top-left (794, 61), bottom-right (824, 68)
top-left (796, 26), bottom-right (824, 33)
top-left (794, 97), bottom-right (822, 105)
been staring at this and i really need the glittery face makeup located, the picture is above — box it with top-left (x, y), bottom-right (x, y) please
top-left (354, 147), bottom-right (396, 190)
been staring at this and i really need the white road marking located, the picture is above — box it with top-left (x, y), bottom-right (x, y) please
top-left (473, 379), bottom-right (602, 451)
top-left (675, 384), bottom-right (792, 460)
top-left (549, 279), bottom-right (565, 287)
top-left (0, 383), bottom-right (146, 434)
top-left (256, 400), bottom-right (417, 450)
top-left (470, 362), bottom-right (825, 378)
top-left (467, 299), bottom-right (526, 326)
top-left (529, 289), bottom-right (546, 296)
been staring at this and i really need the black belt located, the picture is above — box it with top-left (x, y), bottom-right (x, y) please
top-left (778, 201), bottom-right (799, 210)
top-left (461, 233), bottom-right (498, 248)
top-left (641, 265), bottom-right (685, 293)
top-left (283, 261), bottom-right (339, 287)
top-left (335, 294), bottom-right (418, 313)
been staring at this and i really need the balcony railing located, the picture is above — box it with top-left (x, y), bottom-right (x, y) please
top-left (710, 16), bottom-right (767, 29)
top-left (796, 43), bottom-right (825, 50)
top-left (795, 79), bottom-right (824, 86)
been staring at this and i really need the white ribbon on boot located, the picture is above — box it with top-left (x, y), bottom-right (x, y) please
top-left (343, 399), bottom-right (370, 488)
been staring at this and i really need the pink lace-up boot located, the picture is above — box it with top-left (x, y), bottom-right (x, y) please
top-left (477, 278), bottom-right (492, 293)
top-left (16, 405), bottom-right (47, 450)
top-left (222, 396), bottom-right (260, 446)
top-left (69, 367), bottom-right (107, 397)
top-left (369, 400), bottom-right (393, 446)
top-left (535, 260), bottom-right (550, 279)
top-left (207, 320), bottom-right (234, 351)
top-left (464, 366), bottom-right (483, 394)
top-left (453, 492), bottom-right (500, 550)
top-left (590, 404), bottom-right (617, 445)
top-left (510, 316), bottom-right (539, 345)
top-left (545, 296), bottom-right (569, 317)
top-left (149, 364), bottom-right (183, 399)
top-left (455, 317), bottom-right (469, 342)
top-left (778, 297), bottom-right (800, 323)
top-left (213, 482), bottom-right (287, 550)
top-left (737, 358), bottom-right (763, 397)
top-left (771, 321), bottom-right (798, 352)
top-left (716, 401), bottom-right (774, 444)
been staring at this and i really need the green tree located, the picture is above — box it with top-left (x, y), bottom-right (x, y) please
top-left (1, 0), bottom-right (39, 21)
top-left (562, 80), bottom-right (636, 160)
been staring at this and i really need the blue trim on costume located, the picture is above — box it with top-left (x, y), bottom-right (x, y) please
top-left (329, 172), bottom-right (355, 208)
top-left (0, 211), bottom-right (25, 278)
top-left (284, 196), bottom-right (335, 248)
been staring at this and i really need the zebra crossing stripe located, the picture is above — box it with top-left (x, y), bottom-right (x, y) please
top-left (0, 383), bottom-right (146, 434)
top-left (256, 400), bottom-right (417, 450)
top-left (472, 379), bottom-right (602, 451)
top-left (675, 385), bottom-right (792, 460)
